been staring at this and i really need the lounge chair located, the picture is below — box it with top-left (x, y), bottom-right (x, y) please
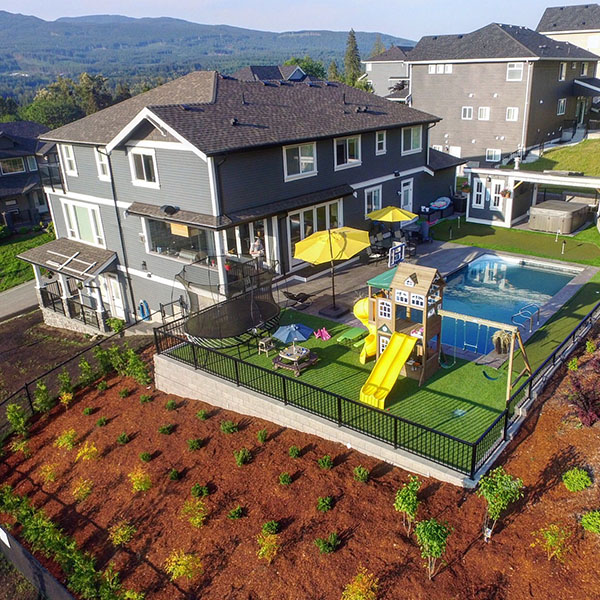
top-left (283, 290), bottom-right (313, 310)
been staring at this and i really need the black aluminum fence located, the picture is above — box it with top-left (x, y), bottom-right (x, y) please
top-left (39, 287), bottom-right (64, 315)
top-left (66, 297), bottom-right (100, 329)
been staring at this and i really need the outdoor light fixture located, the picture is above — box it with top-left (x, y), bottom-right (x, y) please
top-left (394, 170), bottom-right (400, 177)
top-left (141, 261), bottom-right (148, 271)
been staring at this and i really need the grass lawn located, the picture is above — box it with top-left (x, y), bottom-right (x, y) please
top-left (431, 219), bottom-right (600, 267)
top-left (0, 231), bottom-right (54, 292)
top-left (515, 139), bottom-right (600, 176)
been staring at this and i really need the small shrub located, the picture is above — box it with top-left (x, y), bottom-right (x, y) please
top-left (6, 404), bottom-right (28, 437)
top-left (139, 394), bottom-right (152, 404)
top-left (118, 388), bottom-right (131, 399)
top-left (567, 357), bottom-right (579, 371)
top-left (54, 429), bottom-right (78, 451)
top-left (562, 369), bottom-right (600, 426)
top-left (288, 445), bottom-right (301, 458)
top-left (117, 432), bottom-right (130, 445)
top-left (317, 455), bottom-right (333, 470)
top-left (76, 441), bottom-right (99, 462)
top-left (257, 428), bottom-right (268, 444)
top-left (168, 468), bottom-right (181, 481)
top-left (342, 566), bottom-right (379, 600)
top-left (109, 345), bottom-right (128, 375)
top-left (158, 424), bottom-right (174, 435)
top-left (353, 465), bottom-right (370, 483)
top-left (107, 317), bottom-right (125, 334)
top-left (585, 339), bottom-right (596, 354)
top-left (33, 381), bottom-right (52, 413)
top-left (108, 521), bottom-right (136, 547)
top-left (82, 406), bottom-right (94, 416)
top-left (191, 484), bottom-right (209, 498)
top-left (164, 551), bottom-right (203, 581)
top-left (58, 369), bottom-right (73, 396)
top-left (96, 380), bottom-right (108, 392)
top-left (394, 475), bottom-right (421, 535)
top-left (257, 533), bottom-right (279, 563)
top-left (279, 472), bottom-right (292, 486)
top-left (10, 439), bottom-right (31, 457)
top-left (220, 420), bottom-right (238, 434)
top-left (227, 505), bottom-right (244, 519)
top-left (562, 467), bottom-right (592, 492)
top-left (59, 391), bottom-right (74, 409)
top-left (165, 399), bottom-right (177, 411)
top-left (180, 498), bottom-right (208, 528)
top-left (96, 416), bottom-right (108, 427)
top-left (314, 532), bottom-right (340, 554)
top-left (415, 518), bottom-right (452, 580)
top-left (581, 510), bottom-right (600, 535)
top-left (531, 524), bottom-right (572, 562)
top-left (128, 468), bottom-right (152, 493)
top-left (78, 357), bottom-right (95, 386)
top-left (261, 520), bottom-right (279, 535)
top-left (187, 438), bottom-right (203, 451)
top-left (72, 478), bottom-right (93, 502)
top-left (124, 348), bottom-right (151, 385)
top-left (39, 463), bottom-right (58, 483)
top-left (93, 347), bottom-right (112, 376)
top-left (123, 591), bottom-right (145, 600)
top-left (139, 452), bottom-right (152, 463)
top-left (196, 409), bottom-right (207, 420)
top-left (317, 496), bottom-right (333, 513)
top-left (234, 447), bottom-right (252, 467)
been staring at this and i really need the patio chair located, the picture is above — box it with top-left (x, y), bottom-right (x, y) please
top-left (283, 290), bottom-right (313, 310)
top-left (362, 246), bottom-right (387, 264)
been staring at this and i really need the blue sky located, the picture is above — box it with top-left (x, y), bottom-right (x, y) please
top-left (14, 1), bottom-right (590, 39)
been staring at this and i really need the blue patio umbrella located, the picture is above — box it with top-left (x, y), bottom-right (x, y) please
top-left (273, 323), bottom-right (313, 349)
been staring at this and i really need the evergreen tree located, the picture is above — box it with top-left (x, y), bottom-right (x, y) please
top-left (370, 34), bottom-right (386, 57)
top-left (113, 82), bottom-right (132, 104)
top-left (283, 55), bottom-right (326, 79)
top-left (77, 73), bottom-right (112, 115)
top-left (344, 29), bottom-right (362, 86)
top-left (327, 60), bottom-right (342, 82)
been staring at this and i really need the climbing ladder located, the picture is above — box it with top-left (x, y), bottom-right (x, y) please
top-left (511, 303), bottom-right (540, 333)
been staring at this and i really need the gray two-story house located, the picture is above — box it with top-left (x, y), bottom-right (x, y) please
top-left (19, 71), bottom-right (461, 333)
top-left (406, 23), bottom-right (598, 166)
top-left (362, 46), bottom-right (413, 102)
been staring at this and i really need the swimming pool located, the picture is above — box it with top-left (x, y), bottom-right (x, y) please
top-left (441, 254), bottom-right (578, 354)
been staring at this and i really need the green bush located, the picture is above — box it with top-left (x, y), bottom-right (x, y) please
top-left (562, 468), bottom-right (592, 492)
top-left (139, 452), bottom-right (152, 463)
top-left (196, 409), bottom-right (207, 420)
top-left (6, 404), bottom-right (29, 437)
top-left (187, 438), bottom-right (203, 451)
top-left (394, 475), bottom-right (421, 535)
top-left (353, 465), bottom-right (369, 483)
top-left (220, 420), bottom-right (238, 434)
top-left (168, 468), bottom-right (180, 481)
top-left (33, 381), bottom-right (53, 413)
top-left (108, 521), bottom-right (136, 547)
top-left (107, 344), bottom-right (128, 376)
top-left (106, 318), bottom-right (125, 334)
top-left (191, 484), bottom-right (209, 498)
top-left (415, 518), bottom-right (452, 580)
top-left (139, 394), bottom-right (152, 404)
top-left (531, 523), bottom-right (572, 562)
top-left (227, 505), bottom-right (244, 519)
top-left (317, 496), bottom-right (333, 513)
top-left (317, 455), bottom-right (333, 470)
top-left (585, 339), bottom-right (597, 354)
top-left (234, 447), bottom-right (252, 466)
top-left (180, 499), bottom-right (207, 528)
top-left (342, 567), bottom-right (378, 600)
top-left (93, 347), bottom-right (111, 376)
top-left (96, 380), bottom-right (108, 392)
top-left (288, 445), bottom-right (301, 458)
top-left (261, 520), bottom-right (279, 535)
top-left (567, 357), bottom-right (579, 371)
top-left (54, 429), bottom-right (77, 450)
top-left (96, 417), bottom-right (107, 427)
top-left (57, 369), bottom-right (73, 396)
top-left (116, 432), bottom-right (129, 445)
top-left (124, 348), bottom-right (151, 385)
top-left (581, 510), bottom-right (600, 534)
top-left (128, 468), bottom-right (152, 493)
top-left (158, 424), bottom-right (174, 435)
top-left (118, 388), bottom-right (131, 399)
top-left (78, 358), bottom-right (95, 386)
top-left (278, 472), bottom-right (292, 486)
top-left (82, 407), bottom-right (94, 416)
top-left (257, 428), bottom-right (268, 444)
top-left (165, 400), bottom-right (177, 411)
top-left (314, 532), bottom-right (340, 554)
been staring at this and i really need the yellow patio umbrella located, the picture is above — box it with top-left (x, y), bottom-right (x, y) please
top-left (366, 206), bottom-right (417, 223)
top-left (294, 227), bottom-right (370, 313)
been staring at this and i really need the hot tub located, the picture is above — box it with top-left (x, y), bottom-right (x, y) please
top-left (528, 200), bottom-right (588, 234)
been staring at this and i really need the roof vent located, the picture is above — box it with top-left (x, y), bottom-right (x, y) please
top-left (457, 35), bottom-right (463, 39)
top-left (306, 81), bottom-right (320, 87)
top-left (160, 205), bottom-right (178, 216)
top-left (241, 92), bottom-right (247, 105)
top-left (261, 80), bottom-right (277, 87)
top-left (325, 81), bottom-right (337, 86)
top-left (180, 104), bottom-right (202, 112)
top-left (230, 118), bottom-right (239, 126)
top-left (432, 36), bottom-right (438, 40)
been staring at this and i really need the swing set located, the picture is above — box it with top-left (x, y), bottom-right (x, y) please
top-left (437, 309), bottom-right (533, 405)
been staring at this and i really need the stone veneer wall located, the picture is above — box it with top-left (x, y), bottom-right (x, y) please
top-left (154, 353), bottom-right (474, 488)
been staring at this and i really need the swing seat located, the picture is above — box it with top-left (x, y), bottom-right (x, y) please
top-left (482, 370), bottom-right (501, 381)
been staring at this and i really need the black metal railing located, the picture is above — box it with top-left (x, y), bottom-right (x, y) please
top-left (39, 287), bottom-right (65, 315)
top-left (38, 163), bottom-right (64, 193)
top-left (66, 298), bottom-right (101, 329)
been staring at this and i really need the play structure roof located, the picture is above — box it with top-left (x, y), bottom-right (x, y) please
top-left (391, 263), bottom-right (444, 294)
top-left (367, 267), bottom-right (398, 290)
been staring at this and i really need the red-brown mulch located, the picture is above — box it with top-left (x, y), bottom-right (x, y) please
top-left (1, 344), bottom-right (600, 600)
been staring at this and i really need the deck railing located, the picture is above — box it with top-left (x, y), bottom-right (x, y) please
top-left (66, 298), bottom-right (101, 329)
top-left (39, 287), bottom-right (65, 315)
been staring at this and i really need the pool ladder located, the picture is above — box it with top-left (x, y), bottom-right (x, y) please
top-left (511, 303), bottom-right (540, 333)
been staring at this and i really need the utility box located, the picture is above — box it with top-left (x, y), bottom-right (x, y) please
top-left (529, 200), bottom-right (588, 234)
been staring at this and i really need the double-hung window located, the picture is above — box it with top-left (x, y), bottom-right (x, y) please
top-left (95, 148), bottom-right (111, 181)
top-left (401, 125), bottom-right (422, 155)
top-left (26, 156), bottom-right (38, 171)
top-left (486, 148), bottom-right (501, 163)
top-left (375, 131), bottom-right (386, 155)
top-left (478, 107), bottom-right (490, 121)
top-left (581, 62), bottom-right (589, 77)
top-left (558, 62), bottom-right (567, 81)
top-left (334, 136), bottom-right (361, 170)
top-left (283, 142), bottom-right (317, 180)
top-left (491, 181), bottom-right (503, 211)
top-left (0, 157), bottom-right (25, 175)
top-left (506, 107), bottom-right (519, 122)
top-left (61, 145), bottom-right (77, 176)
top-left (461, 106), bottom-right (473, 120)
top-left (62, 200), bottom-right (105, 247)
top-left (428, 64), bottom-right (436, 74)
top-left (129, 148), bottom-right (159, 188)
top-left (506, 62), bottom-right (524, 81)
top-left (365, 185), bottom-right (382, 216)
top-left (436, 64), bottom-right (444, 74)
top-left (557, 98), bottom-right (567, 116)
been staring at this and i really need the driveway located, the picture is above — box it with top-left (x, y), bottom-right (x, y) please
top-left (0, 280), bottom-right (37, 322)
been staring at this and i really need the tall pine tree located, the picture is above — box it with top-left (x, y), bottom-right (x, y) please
top-left (327, 60), bottom-right (342, 82)
top-left (344, 29), bottom-right (362, 86)
top-left (370, 34), bottom-right (386, 57)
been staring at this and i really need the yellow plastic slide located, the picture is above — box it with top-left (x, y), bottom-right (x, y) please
top-left (360, 333), bottom-right (417, 409)
top-left (353, 298), bottom-right (377, 364)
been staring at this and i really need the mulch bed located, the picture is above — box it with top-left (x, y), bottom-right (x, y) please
top-left (1, 340), bottom-right (599, 599)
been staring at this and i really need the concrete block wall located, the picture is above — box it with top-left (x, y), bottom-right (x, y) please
top-left (154, 353), bottom-right (475, 488)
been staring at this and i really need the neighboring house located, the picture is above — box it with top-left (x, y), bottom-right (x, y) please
top-left (361, 46), bottom-right (414, 102)
top-left (18, 71), bottom-right (461, 333)
top-left (537, 4), bottom-right (600, 76)
top-left (405, 23), bottom-right (599, 166)
top-left (231, 64), bottom-right (318, 82)
top-left (0, 121), bottom-right (51, 229)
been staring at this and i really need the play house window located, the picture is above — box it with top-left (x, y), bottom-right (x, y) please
top-left (378, 299), bottom-right (392, 319)
top-left (395, 289), bottom-right (409, 304)
top-left (410, 294), bottom-right (425, 308)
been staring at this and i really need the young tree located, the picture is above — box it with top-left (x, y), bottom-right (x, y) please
top-left (344, 29), bottom-right (362, 86)
top-left (415, 519), bottom-right (452, 580)
top-left (20, 78), bottom-right (85, 129)
top-left (477, 466), bottom-right (523, 542)
top-left (77, 73), bottom-right (113, 115)
top-left (283, 55), bottom-right (327, 79)
top-left (370, 34), bottom-right (386, 57)
top-left (113, 82), bottom-right (132, 104)
top-left (393, 475), bottom-right (421, 534)
top-left (327, 60), bottom-right (342, 82)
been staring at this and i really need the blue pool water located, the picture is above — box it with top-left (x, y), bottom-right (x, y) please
top-left (441, 254), bottom-right (577, 354)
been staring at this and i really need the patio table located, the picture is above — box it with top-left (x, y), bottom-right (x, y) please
top-left (272, 345), bottom-right (318, 376)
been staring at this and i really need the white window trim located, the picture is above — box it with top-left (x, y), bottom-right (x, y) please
top-left (436, 64), bottom-right (444, 74)
top-left (60, 198), bottom-right (106, 248)
top-left (128, 147), bottom-right (160, 189)
top-left (0, 157), bottom-right (26, 175)
top-left (375, 130), bottom-right (387, 155)
top-left (364, 184), bottom-right (382, 217)
top-left (490, 180), bottom-right (504, 212)
top-left (395, 289), bottom-right (409, 305)
top-left (478, 107), bottom-right (490, 121)
top-left (401, 125), bottom-right (422, 156)
top-left (431, 144), bottom-right (443, 151)
top-left (61, 144), bottom-right (78, 177)
top-left (334, 135), bottom-right (362, 171)
top-left (428, 64), bottom-right (436, 74)
top-left (461, 106), bottom-right (473, 120)
top-left (506, 62), bottom-right (524, 82)
top-left (486, 148), bottom-right (502, 163)
top-left (282, 142), bottom-right (318, 182)
top-left (94, 148), bottom-right (111, 182)
top-left (557, 98), bottom-right (567, 116)
top-left (472, 178), bottom-right (485, 208)
top-left (558, 62), bottom-right (567, 81)
top-left (444, 64), bottom-right (453, 74)
top-left (26, 156), bottom-right (38, 172)
top-left (506, 107), bottom-right (519, 122)
top-left (410, 293), bottom-right (425, 308)
top-left (400, 178), bottom-right (413, 211)
top-left (366, 63), bottom-right (372, 72)
top-left (378, 299), bottom-right (392, 319)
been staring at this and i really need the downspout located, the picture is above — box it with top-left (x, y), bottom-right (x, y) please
top-left (98, 148), bottom-right (138, 324)
top-left (520, 61), bottom-right (534, 158)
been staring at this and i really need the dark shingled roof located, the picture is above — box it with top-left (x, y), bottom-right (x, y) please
top-left (17, 238), bottom-right (117, 280)
top-left (231, 64), bottom-right (313, 81)
top-left (537, 4), bottom-right (600, 32)
top-left (42, 71), bottom-right (217, 145)
top-left (427, 148), bottom-right (467, 171)
top-left (385, 88), bottom-right (410, 100)
top-left (0, 121), bottom-right (49, 154)
top-left (407, 23), bottom-right (598, 61)
top-left (0, 171), bottom-right (41, 199)
top-left (366, 45), bottom-right (414, 62)
top-left (126, 201), bottom-right (225, 229)
top-left (145, 76), bottom-right (439, 156)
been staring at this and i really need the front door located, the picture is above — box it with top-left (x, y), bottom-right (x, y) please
top-left (400, 179), bottom-right (413, 211)
top-left (576, 97), bottom-right (587, 126)
top-left (101, 273), bottom-right (126, 320)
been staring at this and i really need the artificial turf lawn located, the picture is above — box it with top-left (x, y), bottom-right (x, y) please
top-left (431, 220), bottom-right (600, 267)
top-left (0, 231), bottom-right (54, 292)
